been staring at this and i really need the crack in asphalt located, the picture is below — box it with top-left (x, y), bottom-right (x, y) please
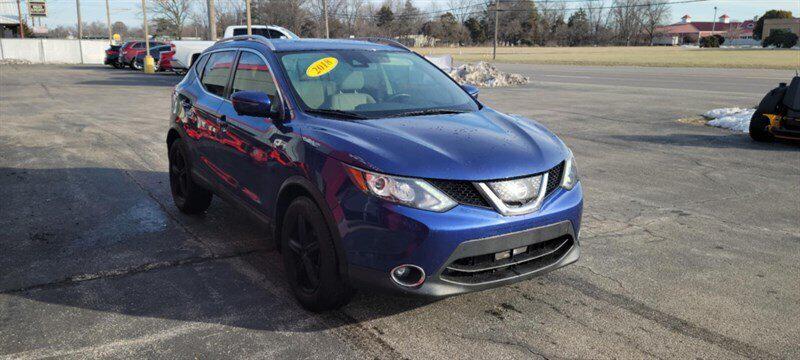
top-left (556, 275), bottom-right (780, 360)
top-left (0, 248), bottom-right (269, 295)
top-left (437, 327), bottom-right (551, 360)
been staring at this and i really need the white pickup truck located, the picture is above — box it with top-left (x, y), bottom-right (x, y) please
top-left (170, 25), bottom-right (299, 72)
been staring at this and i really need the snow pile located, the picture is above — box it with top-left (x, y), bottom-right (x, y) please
top-left (449, 62), bottom-right (530, 88)
top-left (703, 108), bottom-right (755, 133)
top-left (0, 59), bottom-right (32, 65)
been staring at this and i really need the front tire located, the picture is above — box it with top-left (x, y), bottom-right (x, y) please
top-left (749, 111), bottom-right (775, 142)
top-left (168, 138), bottom-right (213, 214)
top-left (281, 197), bottom-right (352, 311)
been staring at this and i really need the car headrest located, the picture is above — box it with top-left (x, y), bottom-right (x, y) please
top-left (340, 72), bottom-right (365, 91)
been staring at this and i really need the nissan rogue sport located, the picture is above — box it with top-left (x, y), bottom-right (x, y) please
top-left (167, 36), bottom-right (583, 311)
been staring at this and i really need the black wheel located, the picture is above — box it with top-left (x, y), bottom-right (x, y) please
top-left (281, 197), bottom-right (352, 311)
top-left (113, 62), bottom-right (124, 69)
top-left (131, 61), bottom-right (141, 71)
top-left (168, 139), bottom-right (213, 214)
top-left (749, 111), bottom-right (775, 142)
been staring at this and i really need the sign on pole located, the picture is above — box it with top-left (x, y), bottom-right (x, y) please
top-left (29, 1), bottom-right (47, 17)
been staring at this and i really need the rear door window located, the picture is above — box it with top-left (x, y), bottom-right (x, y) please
top-left (201, 51), bottom-right (236, 97)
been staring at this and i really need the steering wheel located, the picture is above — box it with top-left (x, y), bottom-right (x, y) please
top-left (386, 93), bottom-right (412, 103)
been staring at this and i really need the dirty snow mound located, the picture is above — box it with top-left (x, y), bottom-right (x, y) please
top-left (0, 59), bottom-right (32, 65)
top-left (449, 62), bottom-right (530, 88)
top-left (703, 107), bottom-right (755, 133)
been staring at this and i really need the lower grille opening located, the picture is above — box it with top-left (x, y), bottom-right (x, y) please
top-left (440, 236), bottom-right (574, 285)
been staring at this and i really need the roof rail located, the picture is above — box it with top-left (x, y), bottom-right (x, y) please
top-left (353, 37), bottom-right (410, 51)
top-left (216, 35), bottom-right (275, 51)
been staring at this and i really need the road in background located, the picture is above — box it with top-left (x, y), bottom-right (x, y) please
top-left (1, 64), bottom-right (798, 359)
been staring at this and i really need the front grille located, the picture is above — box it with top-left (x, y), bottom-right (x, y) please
top-left (545, 161), bottom-right (564, 197)
top-left (430, 162), bottom-right (564, 209)
top-left (440, 236), bottom-right (574, 285)
top-left (428, 179), bottom-right (491, 208)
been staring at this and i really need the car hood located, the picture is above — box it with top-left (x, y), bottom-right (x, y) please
top-left (300, 108), bottom-right (569, 181)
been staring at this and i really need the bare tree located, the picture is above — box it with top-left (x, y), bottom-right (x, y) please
top-left (611, 0), bottom-right (645, 45)
top-left (149, 0), bottom-right (194, 39)
top-left (641, 0), bottom-right (670, 45)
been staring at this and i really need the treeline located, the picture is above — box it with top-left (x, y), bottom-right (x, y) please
top-left (44, 0), bottom-right (673, 46)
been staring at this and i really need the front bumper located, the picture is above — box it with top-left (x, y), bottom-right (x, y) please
top-left (334, 175), bottom-right (583, 298)
top-left (348, 220), bottom-right (579, 297)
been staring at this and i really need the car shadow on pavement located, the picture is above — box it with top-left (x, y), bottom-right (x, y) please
top-left (610, 133), bottom-right (799, 150)
top-left (0, 167), bottom-right (433, 333)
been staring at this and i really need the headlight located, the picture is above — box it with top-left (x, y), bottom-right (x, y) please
top-left (346, 167), bottom-right (457, 212)
top-left (561, 151), bottom-right (579, 190)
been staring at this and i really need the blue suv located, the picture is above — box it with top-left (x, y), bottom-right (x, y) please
top-left (167, 36), bottom-right (582, 311)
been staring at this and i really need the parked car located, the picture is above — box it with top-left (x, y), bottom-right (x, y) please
top-left (104, 44), bottom-right (122, 68)
top-left (118, 41), bottom-right (166, 69)
top-left (168, 26), bottom-right (298, 74)
top-left (167, 37), bottom-right (582, 311)
top-left (132, 44), bottom-right (171, 71)
top-left (158, 45), bottom-right (177, 73)
top-left (169, 40), bottom-right (215, 73)
top-left (222, 25), bottom-right (299, 39)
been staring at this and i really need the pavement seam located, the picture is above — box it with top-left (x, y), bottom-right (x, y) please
top-left (0, 248), bottom-right (268, 295)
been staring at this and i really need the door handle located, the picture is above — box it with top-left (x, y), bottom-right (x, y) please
top-left (218, 115), bottom-right (228, 132)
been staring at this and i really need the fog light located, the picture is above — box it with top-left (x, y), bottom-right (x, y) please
top-left (512, 246), bottom-right (528, 256)
top-left (494, 250), bottom-right (512, 261)
top-left (390, 264), bottom-right (425, 287)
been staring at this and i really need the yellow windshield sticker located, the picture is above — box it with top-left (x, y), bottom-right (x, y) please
top-left (306, 57), bottom-right (338, 77)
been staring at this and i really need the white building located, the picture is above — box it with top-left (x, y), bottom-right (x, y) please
top-left (0, 0), bottom-right (22, 38)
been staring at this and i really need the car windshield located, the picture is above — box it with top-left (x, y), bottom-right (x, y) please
top-left (278, 50), bottom-right (478, 119)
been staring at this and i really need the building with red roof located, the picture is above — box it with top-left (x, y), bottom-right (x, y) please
top-left (654, 14), bottom-right (757, 45)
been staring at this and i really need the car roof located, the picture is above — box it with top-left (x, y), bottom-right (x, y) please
top-left (211, 38), bottom-right (404, 53)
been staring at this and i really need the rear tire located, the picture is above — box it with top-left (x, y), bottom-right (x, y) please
top-left (281, 197), bottom-right (352, 312)
top-left (168, 138), bottom-right (213, 214)
top-left (113, 62), bottom-right (124, 69)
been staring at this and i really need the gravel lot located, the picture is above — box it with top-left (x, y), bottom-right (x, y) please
top-left (1, 64), bottom-right (798, 359)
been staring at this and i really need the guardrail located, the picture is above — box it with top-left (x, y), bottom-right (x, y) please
top-left (0, 39), bottom-right (109, 64)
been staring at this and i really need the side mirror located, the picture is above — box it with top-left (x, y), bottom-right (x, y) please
top-left (461, 84), bottom-right (479, 99)
top-left (231, 91), bottom-right (273, 118)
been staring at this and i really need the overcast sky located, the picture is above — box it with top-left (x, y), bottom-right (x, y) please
top-left (25, 0), bottom-right (800, 29)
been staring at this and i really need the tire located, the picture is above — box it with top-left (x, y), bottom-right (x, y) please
top-left (168, 138), bottom-right (213, 214)
top-left (113, 62), bottom-right (124, 69)
top-left (749, 111), bottom-right (775, 142)
top-left (281, 197), bottom-right (352, 311)
top-left (131, 61), bottom-right (141, 71)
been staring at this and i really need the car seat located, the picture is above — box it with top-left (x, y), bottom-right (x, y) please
top-left (330, 72), bottom-right (375, 111)
top-left (782, 76), bottom-right (800, 118)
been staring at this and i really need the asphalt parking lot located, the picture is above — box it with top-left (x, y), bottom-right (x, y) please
top-left (1, 64), bottom-right (798, 359)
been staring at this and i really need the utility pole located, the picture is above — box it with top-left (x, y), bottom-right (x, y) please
top-left (245, 0), bottom-right (252, 35)
top-left (322, 0), bottom-right (329, 38)
top-left (77, 0), bottom-right (84, 63)
top-left (711, 6), bottom-right (717, 33)
top-left (207, 0), bottom-right (217, 40)
top-left (493, 0), bottom-right (499, 60)
top-left (15, 0), bottom-right (23, 38)
top-left (141, 0), bottom-right (154, 73)
top-left (105, 0), bottom-right (113, 44)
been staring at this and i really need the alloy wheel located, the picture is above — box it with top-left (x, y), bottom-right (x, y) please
top-left (169, 147), bottom-right (189, 200)
top-left (286, 214), bottom-right (321, 293)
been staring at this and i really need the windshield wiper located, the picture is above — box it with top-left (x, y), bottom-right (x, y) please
top-left (388, 108), bottom-right (468, 118)
top-left (306, 108), bottom-right (367, 120)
